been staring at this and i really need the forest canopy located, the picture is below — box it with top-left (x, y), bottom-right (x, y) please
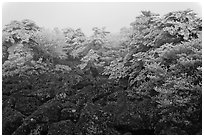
top-left (2, 9), bottom-right (202, 135)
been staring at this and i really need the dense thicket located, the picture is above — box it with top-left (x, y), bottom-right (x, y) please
top-left (2, 9), bottom-right (202, 135)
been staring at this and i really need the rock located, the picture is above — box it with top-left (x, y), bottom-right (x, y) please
top-left (31, 88), bottom-right (56, 103)
top-left (2, 95), bottom-right (9, 102)
top-left (74, 102), bottom-right (118, 135)
top-left (2, 83), bottom-right (19, 95)
top-left (71, 77), bottom-right (93, 90)
top-left (2, 78), bottom-right (32, 96)
top-left (48, 120), bottom-right (75, 135)
top-left (29, 100), bottom-right (62, 123)
top-left (14, 96), bottom-right (42, 116)
top-left (2, 107), bottom-right (25, 135)
top-left (123, 132), bottom-right (132, 135)
top-left (30, 124), bottom-right (48, 135)
top-left (2, 96), bottom-right (16, 110)
top-left (12, 89), bottom-right (33, 96)
top-left (60, 107), bottom-right (80, 123)
top-left (160, 127), bottom-right (188, 135)
top-left (12, 117), bottom-right (38, 135)
top-left (105, 96), bottom-right (156, 134)
top-left (13, 100), bottom-right (63, 135)
top-left (196, 129), bottom-right (202, 135)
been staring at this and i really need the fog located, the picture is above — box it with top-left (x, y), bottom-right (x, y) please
top-left (2, 2), bottom-right (202, 36)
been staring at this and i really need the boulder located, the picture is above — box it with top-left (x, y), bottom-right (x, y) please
top-left (13, 100), bottom-right (62, 135)
top-left (2, 107), bottom-right (25, 135)
top-left (48, 120), bottom-right (75, 135)
top-left (14, 96), bottom-right (42, 116)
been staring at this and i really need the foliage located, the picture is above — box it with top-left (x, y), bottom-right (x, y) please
top-left (2, 19), bottom-right (40, 44)
top-left (72, 27), bottom-right (110, 72)
top-left (89, 27), bottom-right (110, 48)
top-left (2, 20), bottom-right (68, 79)
top-left (3, 56), bottom-right (51, 78)
top-left (2, 19), bottom-right (40, 63)
top-left (32, 28), bottom-right (67, 62)
top-left (103, 9), bottom-right (202, 134)
top-left (2, 9), bottom-right (202, 135)
top-left (79, 49), bottom-right (100, 69)
top-left (62, 28), bottom-right (86, 57)
top-left (54, 64), bottom-right (72, 73)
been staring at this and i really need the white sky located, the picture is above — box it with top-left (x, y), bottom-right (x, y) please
top-left (2, 2), bottom-right (202, 36)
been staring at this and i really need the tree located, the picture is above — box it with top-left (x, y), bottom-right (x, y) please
top-left (75, 27), bottom-right (110, 72)
top-left (32, 28), bottom-right (67, 63)
top-left (2, 20), bottom-right (68, 78)
top-left (62, 28), bottom-right (86, 57)
top-left (2, 19), bottom-right (40, 64)
top-left (89, 27), bottom-right (110, 49)
top-left (103, 9), bottom-right (202, 134)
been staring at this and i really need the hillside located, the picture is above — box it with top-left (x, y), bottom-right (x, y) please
top-left (2, 9), bottom-right (202, 135)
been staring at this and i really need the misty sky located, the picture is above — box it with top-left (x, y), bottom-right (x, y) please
top-left (2, 2), bottom-right (202, 36)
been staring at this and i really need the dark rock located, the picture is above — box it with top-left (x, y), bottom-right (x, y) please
top-left (159, 127), bottom-right (188, 135)
top-left (60, 101), bottom-right (80, 122)
top-left (74, 102), bottom-right (118, 135)
top-left (2, 96), bottom-right (16, 110)
top-left (2, 78), bottom-right (32, 96)
top-left (14, 96), bottom-right (42, 116)
top-left (2, 95), bottom-right (9, 102)
top-left (12, 100), bottom-right (62, 135)
top-left (102, 102), bottom-right (117, 117)
top-left (196, 129), bottom-right (202, 135)
top-left (48, 120), bottom-right (75, 135)
top-left (12, 89), bottom-right (33, 96)
top-left (71, 77), bottom-right (93, 90)
top-left (30, 88), bottom-right (56, 103)
top-left (12, 117), bottom-right (38, 135)
top-left (29, 100), bottom-right (62, 123)
top-left (61, 100), bottom-right (77, 108)
top-left (106, 96), bottom-right (156, 134)
top-left (2, 83), bottom-right (19, 95)
top-left (123, 132), bottom-right (132, 135)
top-left (30, 124), bottom-right (48, 135)
top-left (113, 112), bottom-right (145, 133)
top-left (67, 87), bottom-right (92, 107)
top-left (75, 113), bottom-right (119, 135)
top-left (92, 83), bottom-right (116, 104)
top-left (2, 107), bottom-right (25, 135)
